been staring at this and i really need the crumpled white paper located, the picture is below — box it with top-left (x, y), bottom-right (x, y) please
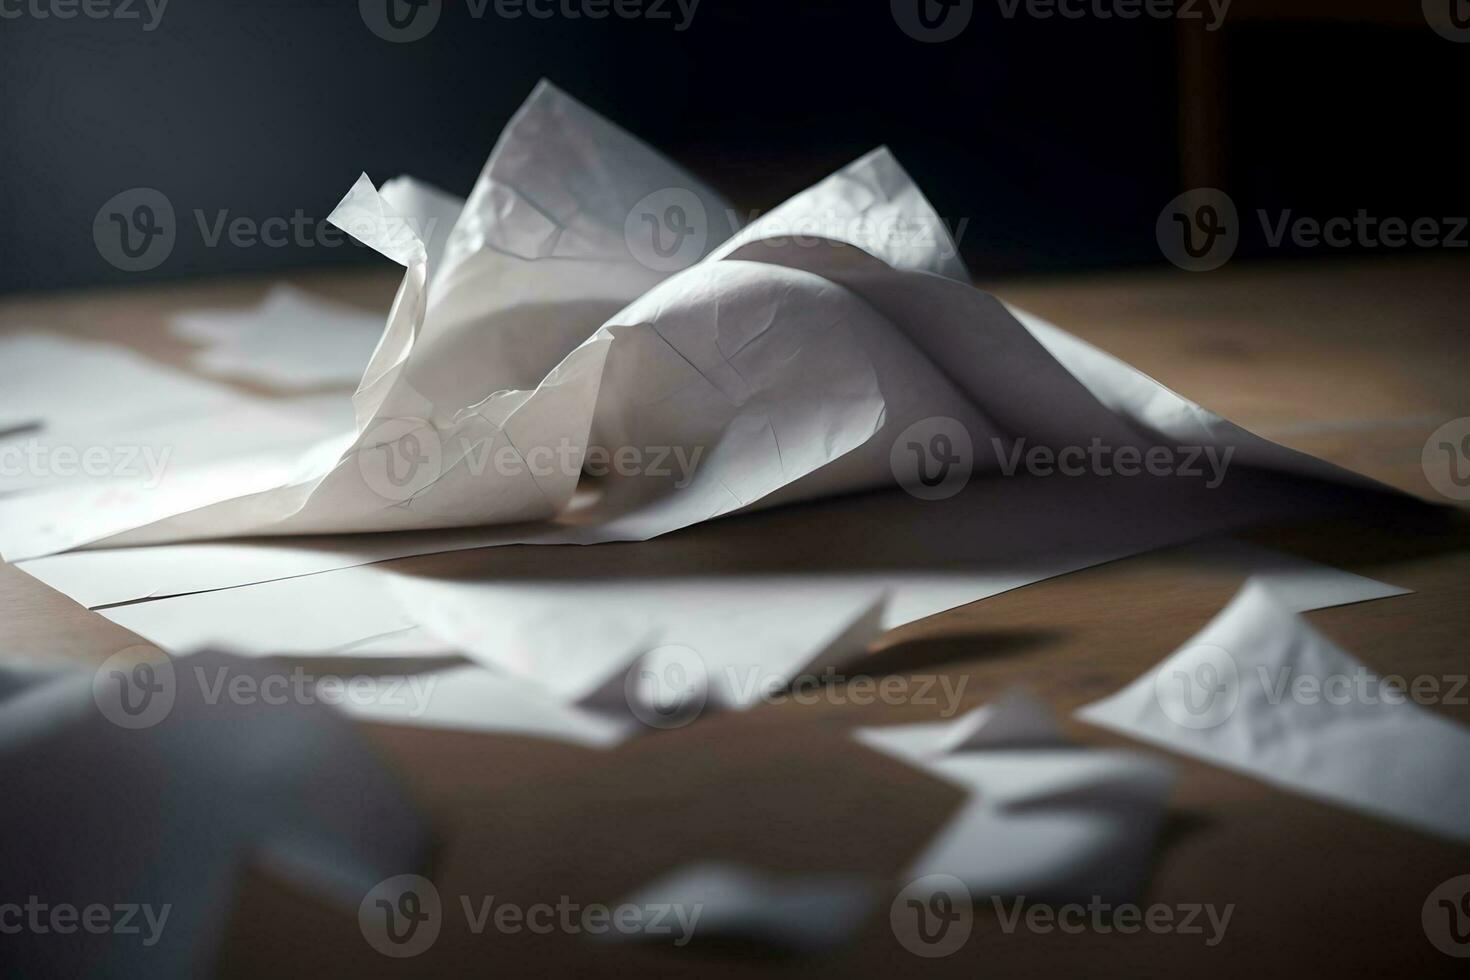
top-left (1077, 580), bottom-right (1470, 843)
top-left (0, 78), bottom-right (1393, 569)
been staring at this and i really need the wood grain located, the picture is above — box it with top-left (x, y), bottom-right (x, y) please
top-left (3, 255), bottom-right (1469, 977)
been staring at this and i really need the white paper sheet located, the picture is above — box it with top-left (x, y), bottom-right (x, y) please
top-left (3, 80), bottom-right (1397, 584)
top-left (97, 529), bottom-right (1405, 759)
top-left (392, 534), bottom-right (1407, 715)
top-left (0, 332), bottom-right (243, 439)
top-left (98, 594), bottom-right (657, 750)
top-left (0, 393), bottom-right (356, 561)
top-left (338, 663), bottom-right (636, 749)
top-left (0, 649), bottom-right (428, 978)
top-left (171, 284), bottom-right (386, 389)
top-left (0, 332), bottom-right (316, 499)
top-left (856, 691), bottom-right (1176, 902)
top-left (1077, 581), bottom-right (1470, 843)
top-left (1171, 538), bottom-right (1411, 611)
top-left (395, 577), bottom-right (890, 710)
top-left (101, 563), bottom-right (416, 652)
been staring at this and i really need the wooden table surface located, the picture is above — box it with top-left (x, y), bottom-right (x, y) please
top-left (3, 254), bottom-right (1469, 977)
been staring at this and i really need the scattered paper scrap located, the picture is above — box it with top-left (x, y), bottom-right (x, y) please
top-left (1077, 580), bottom-right (1470, 843)
top-left (0, 332), bottom-right (241, 441)
top-left (857, 691), bottom-right (1176, 902)
top-left (339, 663), bottom-right (637, 749)
top-left (171, 285), bottom-right (385, 389)
top-left (609, 863), bottom-right (877, 953)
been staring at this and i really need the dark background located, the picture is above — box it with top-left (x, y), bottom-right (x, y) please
top-left (0, 0), bottom-right (1463, 294)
